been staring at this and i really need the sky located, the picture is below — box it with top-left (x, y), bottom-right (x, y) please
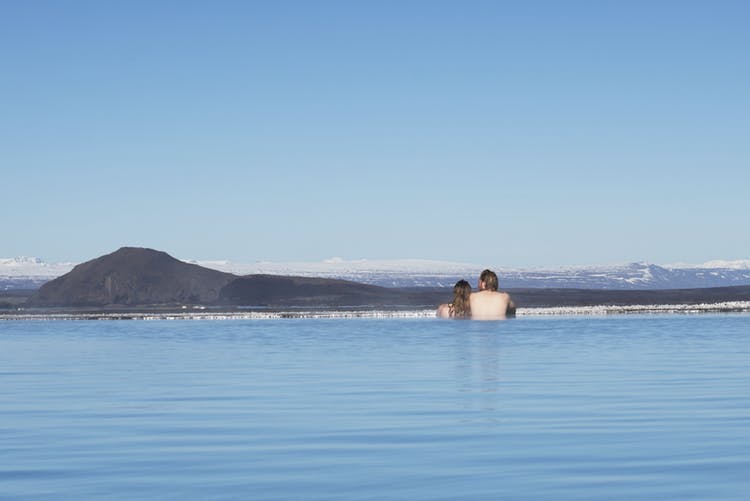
top-left (2, 1), bottom-right (748, 266)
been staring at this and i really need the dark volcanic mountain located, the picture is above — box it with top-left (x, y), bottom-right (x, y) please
top-left (28, 247), bottom-right (236, 307)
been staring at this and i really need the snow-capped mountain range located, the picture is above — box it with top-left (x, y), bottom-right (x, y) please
top-left (0, 257), bottom-right (78, 290)
top-left (2, 256), bottom-right (750, 291)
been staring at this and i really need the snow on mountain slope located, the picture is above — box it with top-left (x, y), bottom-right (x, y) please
top-left (0, 257), bottom-right (76, 290)
top-left (0, 257), bottom-right (76, 277)
top-left (677, 259), bottom-right (750, 270)
top-left (495, 262), bottom-right (750, 289)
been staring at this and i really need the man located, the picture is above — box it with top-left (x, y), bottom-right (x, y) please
top-left (469, 269), bottom-right (515, 320)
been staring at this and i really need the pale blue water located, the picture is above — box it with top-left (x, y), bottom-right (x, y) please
top-left (1, 315), bottom-right (749, 500)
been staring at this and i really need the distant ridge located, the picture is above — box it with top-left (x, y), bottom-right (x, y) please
top-left (28, 247), bottom-right (236, 307)
top-left (5, 255), bottom-right (750, 291)
top-left (11, 247), bottom-right (750, 310)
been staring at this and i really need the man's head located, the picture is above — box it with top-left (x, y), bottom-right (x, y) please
top-left (479, 269), bottom-right (499, 291)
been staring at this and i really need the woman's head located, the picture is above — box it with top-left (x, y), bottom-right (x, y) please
top-left (450, 279), bottom-right (472, 318)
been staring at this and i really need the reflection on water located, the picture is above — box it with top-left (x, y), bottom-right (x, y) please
top-left (454, 330), bottom-right (502, 421)
top-left (1, 316), bottom-right (750, 500)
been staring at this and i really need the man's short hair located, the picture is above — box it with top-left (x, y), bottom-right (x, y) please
top-left (479, 270), bottom-right (497, 291)
top-left (480, 269), bottom-right (499, 291)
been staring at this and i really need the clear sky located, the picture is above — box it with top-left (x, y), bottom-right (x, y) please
top-left (2, 1), bottom-right (748, 266)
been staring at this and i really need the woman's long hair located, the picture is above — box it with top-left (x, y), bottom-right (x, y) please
top-left (449, 280), bottom-right (472, 318)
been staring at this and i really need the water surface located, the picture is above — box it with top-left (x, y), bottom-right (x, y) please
top-left (2, 315), bottom-right (749, 499)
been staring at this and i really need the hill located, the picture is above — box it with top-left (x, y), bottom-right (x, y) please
top-left (219, 275), bottom-right (446, 307)
top-left (28, 247), bottom-right (236, 307)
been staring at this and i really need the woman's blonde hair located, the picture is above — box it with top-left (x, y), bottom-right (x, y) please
top-left (449, 280), bottom-right (472, 318)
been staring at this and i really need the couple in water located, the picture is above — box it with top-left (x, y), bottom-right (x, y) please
top-left (437, 269), bottom-right (515, 320)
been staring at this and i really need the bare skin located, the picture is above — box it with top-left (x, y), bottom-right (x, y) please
top-left (469, 279), bottom-right (513, 320)
top-left (436, 303), bottom-right (452, 318)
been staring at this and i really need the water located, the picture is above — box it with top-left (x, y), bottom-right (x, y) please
top-left (1, 315), bottom-right (749, 499)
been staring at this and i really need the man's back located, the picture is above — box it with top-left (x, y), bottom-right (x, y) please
top-left (470, 290), bottom-right (511, 320)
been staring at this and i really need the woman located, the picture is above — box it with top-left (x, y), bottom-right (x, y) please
top-left (437, 280), bottom-right (472, 319)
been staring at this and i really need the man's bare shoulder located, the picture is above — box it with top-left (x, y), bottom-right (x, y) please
top-left (470, 290), bottom-right (512, 320)
top-left (470, 290), bottom-right (508, 300)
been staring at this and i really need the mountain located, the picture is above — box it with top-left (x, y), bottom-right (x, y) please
top-left (7, 247), bottom-right (750, 310)
top-left (497, 262), bottom-right (750, 290)
top-left (27, 247), bottom-right (236, 307)
top-left (5, 253), bottom-right (750, 291)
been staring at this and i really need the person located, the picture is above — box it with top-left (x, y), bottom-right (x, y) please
top-left (437, 280), bottom-right (472, 319)
top-left (469, 269), bottom-right (515, 320)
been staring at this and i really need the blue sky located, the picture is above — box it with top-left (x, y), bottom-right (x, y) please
top-left (2, 1), bottom-right (748, 266)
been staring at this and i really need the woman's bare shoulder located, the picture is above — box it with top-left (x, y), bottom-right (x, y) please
top-left (436, 303), bottom-right (452, 318)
